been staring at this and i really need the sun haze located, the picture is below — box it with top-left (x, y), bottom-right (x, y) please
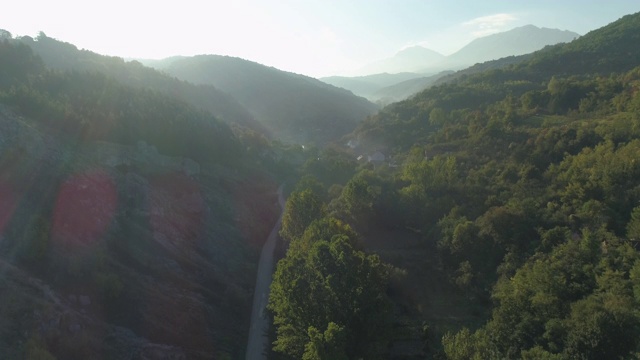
top-left (3, 1), bottom-right (640, 76)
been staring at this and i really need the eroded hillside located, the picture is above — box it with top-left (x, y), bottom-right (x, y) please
top-left (0, 42), bottom-right (280, 359)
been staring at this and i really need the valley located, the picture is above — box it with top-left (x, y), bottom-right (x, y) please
top-left (1, 7), bottom-right (640, 360)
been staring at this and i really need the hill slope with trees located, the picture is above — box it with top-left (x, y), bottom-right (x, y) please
top-left (270, 11), bottom-right (640, 359)
top-left (0, 39), bottom-right (285, 359)
top-left (150, 55), bottom-right (379, 145)
top-left (14, 33), bottom-right (269, 136)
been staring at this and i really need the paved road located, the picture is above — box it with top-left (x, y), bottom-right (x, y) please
top-left (246, 184), bottom-right (285, 360)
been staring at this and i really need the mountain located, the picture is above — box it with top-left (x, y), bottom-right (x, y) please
top-left (433, 12), bottom-right (640, 88)
top-left (430, 53), bottom-right (534, 87)
top-left (521, 13), bottom-right (640, 76)
top-left (356, 46), bottom-right (446, 75)
top-left (445, 25), bottom-right (579, 68)
top-left (354, 14), bottom-right (640, 152)
top-left (321, 26), bottom-right (579, 104)
top-left (0, 40), bottom-right (289, 358)
top-left (350, 26), bottom-right (577, 77)
top-left (320, 72), bottom-right (423, 100)
top-left (321, 11), bottom-right (640, 359)
top-left (147, 55), bottom-right (379, 146)
top-left (371, 70), bottom-right (454, 105)
top-left (15, 34), bottom-right (268, 136)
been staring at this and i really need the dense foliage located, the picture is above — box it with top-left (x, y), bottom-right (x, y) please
top-left (280, 12), bottom-right (640, 359)
top-left (270, 192), bottom-right (392, 359)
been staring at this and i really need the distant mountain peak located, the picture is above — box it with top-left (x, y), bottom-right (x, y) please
top-left (396, 46), bottom-right (444, 58)
top-left (445, 24), bottom-right (580, 66)
top-left (356, 46), bottom-right (445, 75)
top-left (491, 24), bottom-right (579, 38)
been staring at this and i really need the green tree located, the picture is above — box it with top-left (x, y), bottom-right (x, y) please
top-left (280, 189), bottom-right (324, 242)
top-left (269, 235), bottom-right (391, 359)
top-left (442, 327), bottom-right (495, 360)
top-left (302, 322), bottom-right (349, 360)
top-left (563, 292), bottom-right (639, 359)
top-left (521, 346), bottom-right (563, 360)
top-left (429, 107), bottom-right (447, 126)
top-left (292, 217), bottom-right (359, 254)
top-left (626, 206), bottom-right (640, 240)
top-left (294, 175), bottom-right (326, 200)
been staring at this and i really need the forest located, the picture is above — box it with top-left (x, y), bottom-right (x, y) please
top-left (266, 12), bottom-right (640, 359)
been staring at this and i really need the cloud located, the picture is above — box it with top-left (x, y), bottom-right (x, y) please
top-left (463, 13), bottom-right (519, 37)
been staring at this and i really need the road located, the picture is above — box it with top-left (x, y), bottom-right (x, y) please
top-left (246, 184), bottom-right (285, 360)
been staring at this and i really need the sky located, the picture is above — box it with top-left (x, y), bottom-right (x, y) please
top-left (2, 1), bottom-right (640, 78)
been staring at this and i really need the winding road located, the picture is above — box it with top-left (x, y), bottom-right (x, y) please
top-left (246, 184), bottom-right (285, 360)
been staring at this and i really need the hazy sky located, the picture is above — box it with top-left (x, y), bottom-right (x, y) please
top-left (3, 1), bottom-right (640, 77)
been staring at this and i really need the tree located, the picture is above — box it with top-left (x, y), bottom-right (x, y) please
top-left (294, 175), bottom-right (326, 200)
top-left (444, 227), bottom-right (640, 358)
top-left (626, 206), bottom-right (640, 240)
top-left (442, 327), bottom-right (495, 360)
top-left (292, 217), bottom-right (360, 254)
top-left (0, 29), bottom-right (11, 39)
top-left (280, 189), bottom-right (324, 242)
top-left (563, 292), bottom-right (639, 359)
top-left (269, 235), bottom-right (391, 359)
top-left (429, 107), bottom-right (447, 126)
top-left (336, 175), bottom-right (380, 228)
top-left (302, 323), bottom-right (348, 360)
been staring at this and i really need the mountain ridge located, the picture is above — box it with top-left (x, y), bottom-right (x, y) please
top-left (151, 54), bottom-right (379, 145)
top-left (332, 11), bottom-right (640, 359)
top-left (13, 34), bottom-right (269, 136)
top-left (321, 24), bottom-right (579, 103)
top-left (0, 40), bottom-right (285, 358)
top-left (355, 46), bottom-right (445, 75)
top-left (444, 24), bottom-right (579, 68)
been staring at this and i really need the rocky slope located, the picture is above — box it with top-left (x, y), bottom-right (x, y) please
top-left (0, 103), bottom-right (279, 359)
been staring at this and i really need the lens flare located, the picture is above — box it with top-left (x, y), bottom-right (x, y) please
top-left (51, 170), bottom-right (117, 247)
top-left (0, 183), bottom-right (18, 236)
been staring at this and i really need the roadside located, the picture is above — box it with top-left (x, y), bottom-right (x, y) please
top-left (245, 184), bottom-right (285, 360)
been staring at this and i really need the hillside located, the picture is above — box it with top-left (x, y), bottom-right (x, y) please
top-left (320, 72), bottom-right (422, 100)
top-left (0, 40), bottom-right (284, 359)
top-left (445, 25), bottom-right (579, 68)
top-left (356, 46), bottom-right (446, 75)
top-left (371, 71), bottom-right (454, 105)
top-left (150, 55), bottom-right (379, 145)
top-left (269, 11), bottom-right (640, 359)
top-left (519, 12), bottom-right (640, 77)
top-left (352, 13), bottom-right (640, 153)
top-left (15, 33), bottom-right (268, 136)
top-left (436, 13), bottom-right (640, 86)
top-left (320, 25), bottom-right (579, 104)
